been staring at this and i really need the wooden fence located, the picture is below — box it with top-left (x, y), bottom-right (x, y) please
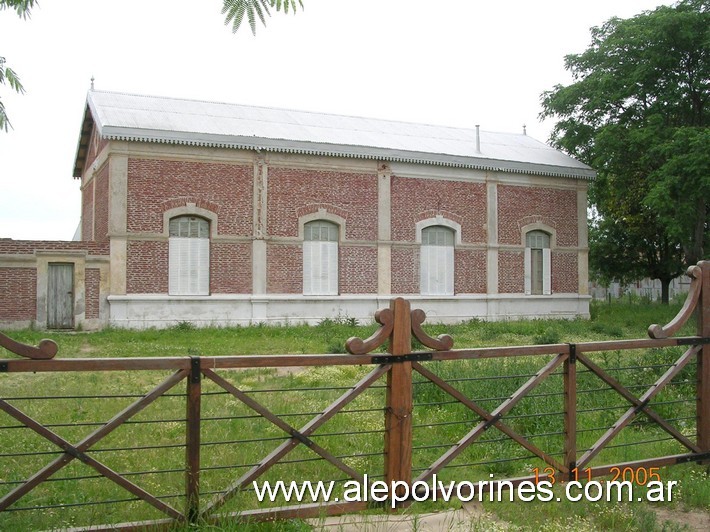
top-left (0, 261), bottom-right (708, 530)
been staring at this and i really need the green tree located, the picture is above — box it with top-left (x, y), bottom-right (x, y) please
top-left (541, 0), bottom-right (709, 303)
top-left (222, 0), bottom-right (303, 35)
top-left (0, 0), bottom-right (36, 131)
top-left (0, 0), bottom-right (303, 130)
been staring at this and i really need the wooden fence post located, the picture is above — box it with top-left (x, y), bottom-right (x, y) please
top-left (384, 298), bottom-right (413, 502)
top-left (563, 344), bottom-right (577, 480)
top-left (185, 357), bottom-right (201, 522)
top-left (697, 261), bottom-right (710, 455)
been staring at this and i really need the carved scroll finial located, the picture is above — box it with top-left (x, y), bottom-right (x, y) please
top-left (0, 331), bottom-right (58, 360)
top-left (346, 303), bottom-right (455, 355)
top-left (411, 309), bottom-right (454, 351)
top-left (346, 308), bottom-right (394, 355)
top-left (648, 264), bottom-right (702, 339)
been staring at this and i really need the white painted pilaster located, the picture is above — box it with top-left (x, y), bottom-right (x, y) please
top-left (252, 156), bottom-right (268, 294)
top-left (109, 155), bottom-right (128, 295)
top-left (377, 163), bottom-right (392, 294)
top-left (486, 180), bottom-right (499, 294)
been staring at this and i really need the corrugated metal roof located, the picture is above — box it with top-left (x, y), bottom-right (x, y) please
top-left (74, 90), bottom-right (595, 180)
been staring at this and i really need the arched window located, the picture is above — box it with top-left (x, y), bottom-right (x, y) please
top-left (303, 220), bottom-right (339, 295)
top-left (420, 225), bottom-right (455, 295)
top-left (525, 230), bottom-right (551, 295)
top-left (169, 216), bottom-right (210, 295)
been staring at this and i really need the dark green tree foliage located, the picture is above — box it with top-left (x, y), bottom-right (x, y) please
top-left (541, 0), bottom-right (709, 303)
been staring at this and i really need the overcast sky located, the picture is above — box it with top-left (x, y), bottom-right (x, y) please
top-left (0, 0), bottom-right (673, 241)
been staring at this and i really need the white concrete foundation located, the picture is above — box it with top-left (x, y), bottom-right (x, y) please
top-left (107, 294), bottom-right (591, 328)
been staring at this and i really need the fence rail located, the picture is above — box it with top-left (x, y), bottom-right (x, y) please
top-left (0, 261), bottom-right (708, 530)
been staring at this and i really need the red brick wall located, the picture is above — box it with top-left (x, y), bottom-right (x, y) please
top-left (0, 241), bottom-right (108, 323)
top-left (497, 185), bottom-right (578, 246)
top-left (498, 251), bottom-right (525, 293)
top-left (454, 249), bottom-right (487, 293)
top-left (340, 246), bottom-right (378, 294)
top-left (267, 168), bottom-right (378, 240)
top-left (211, 242), bottom-right (252, 294)
top-left (85, 268), bottom-right (101, 319)
top-left (553, 251), bottom-right (579, 293)
top-left (498, 250), bottom-right (579, 294)
top-left (267, 243), bottom-right (302, 294)
top-left (266, 243), bottom-right (378, 295)
top-left (391, 177), bottom-right (487, 243)
top-left (126, 159), bottom-right (253, 235)
top-left (126, 239), bottom-right (256, 295)
top-left (391, 247), bottom-right (419, 294)
top-left (94, 165), bottom-right (110, 242)
top-left (127, 240), bottom-right (168, 293)
top-left (391, 247), bottom-right (487, 294)
top-left (82, 179), bottom-right (94, 241)
top-left (0, 240), bottom-right (109, 255)
top-left (67, 153), bottom-right (584, 300)
top-left (0, 268), bottom-right (36, 321)
top-left (79, 122), bottom-right (113, 242)
top-left (265, 244), bottom-right (379, 294)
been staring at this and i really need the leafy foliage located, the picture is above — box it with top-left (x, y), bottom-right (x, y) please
top-left (1, 0), bottom-right (305, 132)
top-left (0, 0), bottom-right (35, 131)
top-left (0, 57), bottom-right (25, 131)
top-left (0, 0), bottom-right (37, 18)
top-left (222, 0), bottom-right (304, 35)
top-left (541, 0), bottom-right (709, 301)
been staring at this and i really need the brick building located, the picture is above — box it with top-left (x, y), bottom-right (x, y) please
top-left (0, 90), bottom-right (595, 329)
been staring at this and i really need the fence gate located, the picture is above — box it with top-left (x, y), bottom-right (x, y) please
top-left (0, 260), bottom-right (707, 530)
top-left (47, 263), bottom-right (74, 329)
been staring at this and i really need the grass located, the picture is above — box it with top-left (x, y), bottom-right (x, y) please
top-left (0, 298), bottom-right (707, 531)
top-left (1, 296), bottom-right (694, 358)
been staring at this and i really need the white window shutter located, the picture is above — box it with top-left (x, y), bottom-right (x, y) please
top-left (319, 241), bottom-right (329, 294)
top-left (194, 237), bottom-right (209, 295)
top-left (420, 240), bottom-right (454, 296)
top-left (445, 245), bottom-right (454, 295)
top-left (421, 244), bottom-right (438, 295)
top-left (435, 246), bottom-right (445, 294)
top-left (420, 246), bottom-right (429, 294)
top-left (326, 241), bottom-right (338, 295)
top-left (524, 247), bottom-right (532, 295)
top-left (303, 239), bottom-right (338, 295)
top-left (169, 238), bottom-right (181, 295)
top-left (303, 241), bottom-right (314, 294)
top-left (169, 236), bottom-right (209, 295)
top-left (420, 225), bottom-right (455, 296)
top-left (542, 248), bottom-right (551, 295)
top-left (184, 238), bottom-right (195, 293)
top-left (188, 238), bottom-right (198, 293)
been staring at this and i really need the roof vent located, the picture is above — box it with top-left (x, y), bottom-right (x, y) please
top-left (475, 125), bottom-right (481, 154)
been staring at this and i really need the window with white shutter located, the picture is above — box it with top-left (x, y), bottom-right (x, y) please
top-left (420, 226), bottom-right (455, 295)
top-left (169, 216), bottom-right (210, 295)
top-left (303, 220), bottom-right (338, 295)
top-left (525, 230), bottom-right (551, 295)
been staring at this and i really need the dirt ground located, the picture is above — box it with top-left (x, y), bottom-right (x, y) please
top-left (310, 503), bottom-right (710, 531)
